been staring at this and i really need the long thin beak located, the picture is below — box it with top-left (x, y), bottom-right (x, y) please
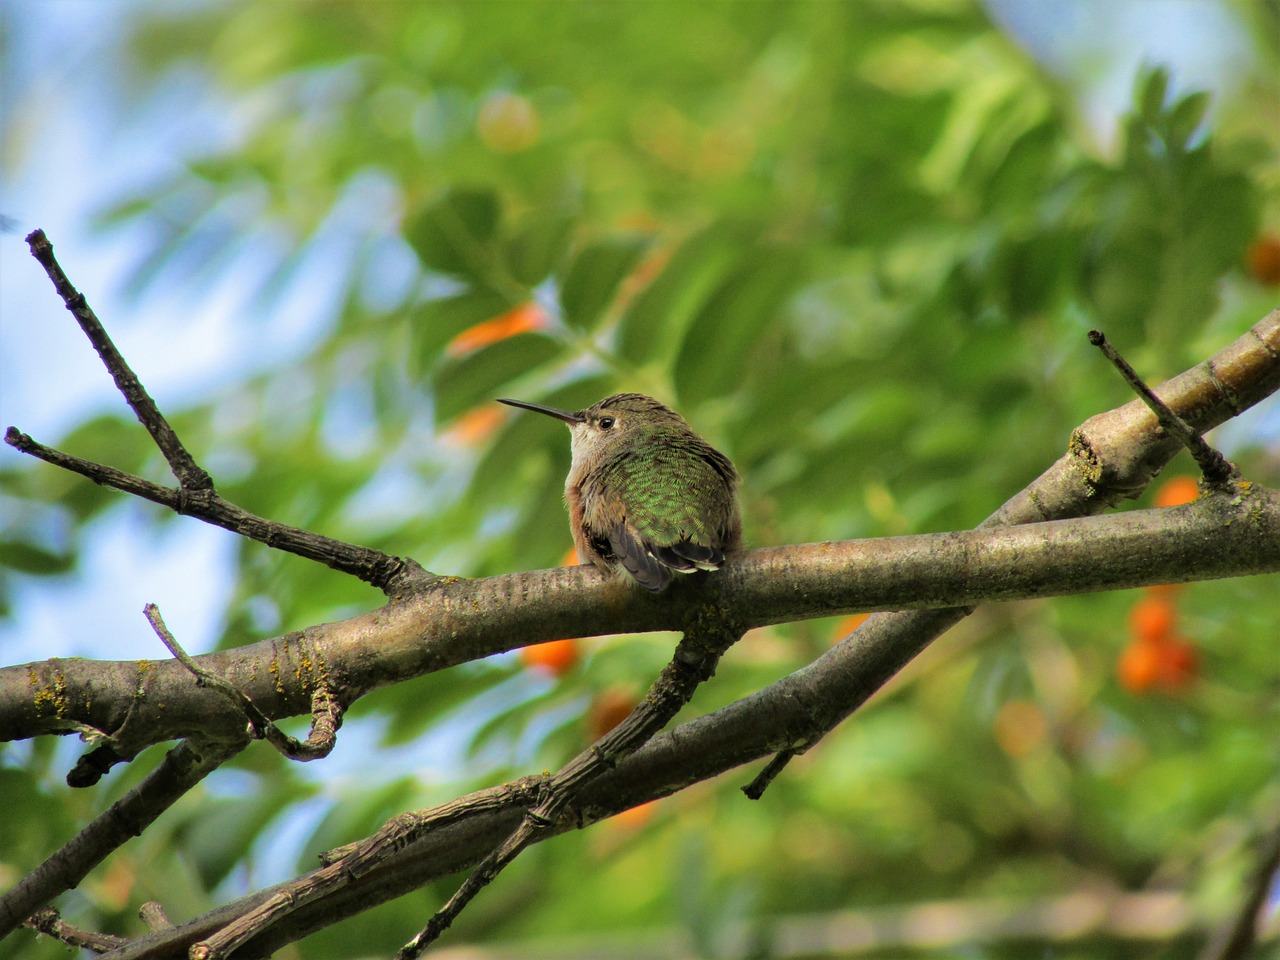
top-left (496, 397), bottom-right (585, 425)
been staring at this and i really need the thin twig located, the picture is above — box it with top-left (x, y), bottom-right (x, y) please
top-left (25, 229), bottom-right (213, 495)
top-left (138, 901), bottom-right (174, 932)
top-left (0, 737), bottom-right (246, 941)
top-left (25, 906), bottom-right (127, 954)
top-left (4, 426), bottom-right (429, 593)
top-left (1088, 329), bottom-right (1236, 484)
top-left (398, 608), bottom-right (746, 957)
top-left (1201, 817), bottom-right (1280, 960)
top-left (144, 603), bottom-right (343, 761)
top-left (67, 742), bottom-right (132, 789)
top-left (10, 230), bottom-right (436, 595)
top-left (742, 748), bottom-right (797, 800)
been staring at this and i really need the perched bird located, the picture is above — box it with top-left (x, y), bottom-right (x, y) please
top-left (497, 393), bottom-right (741, 591)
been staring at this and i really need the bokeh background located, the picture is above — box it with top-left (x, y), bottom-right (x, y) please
top-left (2, 1), bottom-right (1279, 957)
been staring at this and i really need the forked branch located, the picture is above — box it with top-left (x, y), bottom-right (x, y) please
top-left (398, 607), bottom-right (745, 957)
top-left (1089, 328), bottom-right (1237, 484)
top-left (145, 603), bottom-right (343, 761)
top-left (25, 229), bottom-right (212, 494)
top-left (8, 230), bottom-right (435, 595)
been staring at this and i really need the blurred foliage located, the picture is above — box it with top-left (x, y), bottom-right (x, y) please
top-left (3, 1), bottom-right (1280, 958)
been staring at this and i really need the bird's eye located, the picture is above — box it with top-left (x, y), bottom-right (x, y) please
top-left (598, 416), bottom-right (616, 430)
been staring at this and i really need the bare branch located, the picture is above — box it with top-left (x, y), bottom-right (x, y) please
top-left (741, 312), bottom-right (1280, 796)
top-left (990, 308), bottom-right (1279, 523)
top-left (4, 426), bottom-right (430, 594)
top-left (25, 906), bottom-right (127, 954)
top-left (25, 229), bottom-right (212, 494)
top-left (10, 230), bottom-right (435, 595)
top-left (0, 736), bottom-right (246, 941)
top-left (4, 310), bottom-right (1278, 956)
top-left (5, 485), bottom-right (1278, 758)
top-left (124, 307), bottom-right (1279, 956)
top-left (145, 603), bottom-right (343, 761)
top-left (399, 607), bottom-right (746, 956)
top-left (1088, 328), bottom-right (1236, 484)
top-left (1201, 815), bottom-right (1280, 960)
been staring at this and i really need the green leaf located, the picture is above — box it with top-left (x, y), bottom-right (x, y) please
top-left (506, 213), bottom-right (576, 287)
top-left (1167, 91), bottom-right (1211, 151)
top-left (407, 288), bottom-right (518, 381)
top-left (433, 333), bottom-right (564, 423)
top-left (1137, 66), bottom-right (1170, 122)
top-left (616, 228), bottom-right (740, 366)
top-left (404, 188), bottom-right (502, 278)
top-left (0, 540), bottom-right (75, 576)
top-left (558, 235), bottom-right (651, 330)
top-left (673, 247), bottom-right (804, 403)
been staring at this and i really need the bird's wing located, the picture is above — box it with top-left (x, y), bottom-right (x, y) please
top-left (651, 540), bottom-right (724, 572)
top-left (608, 519), bottom-right (673, 592)
top-left (600, 446), bottom-right (733, 590)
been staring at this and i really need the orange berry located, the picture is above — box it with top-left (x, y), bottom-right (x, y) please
top-left (1118, 641), bottom-right (1161, 694)
top-left (831, 613), bottom-right (871, 643)
top-left (612, 800), bottom-right (656, 830)
top-left (561, 546), bottom-right (580, 567)
top-left (520, 638), bottom-right (579, 676)
top-left (1128, 596), bottom-right (1177, 644)
top-left (587, 687), bottom-right (638, 741)
top-left (1156, 637), bottom-right (1199, 691)
top-left (1154, 476), bottom-right (1199, 508)
top-left (1246, 235), bottom-right (1280, 286)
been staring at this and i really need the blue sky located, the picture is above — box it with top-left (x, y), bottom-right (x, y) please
top-left (1, 2), bottom-right (345, 664)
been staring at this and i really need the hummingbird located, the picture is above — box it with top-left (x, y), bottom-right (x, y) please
top-left (496, 393), bottom-right (741, 591)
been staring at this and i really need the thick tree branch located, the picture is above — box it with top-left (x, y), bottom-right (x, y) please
top-left (3, 486), bottom-right (1277, 753)
top-left (145, 603), bottom-right (343, 761)
top-left (72, 484), bottom-right (1280, 959)
top-left (746, 318), bottom-right (1277, 789)
top-left (3, 290), bottom-right (1275, 754)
